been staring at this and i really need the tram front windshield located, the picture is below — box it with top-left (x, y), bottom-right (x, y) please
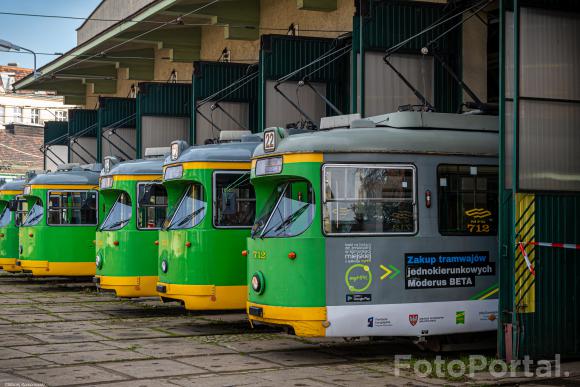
top-left (100, 192), bottom-right (132, 231)
top-left (22, 199), bottom-right (43, 226)
top-left (164, 183), bottom-right (205, 230)
top-left (0, 203), bottom-right (10, 227)
top-left (251, 180), bottom-right (315, 239)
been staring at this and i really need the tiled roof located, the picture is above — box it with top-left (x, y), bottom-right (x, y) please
top-left (0, 128), bottom-right (44, 175)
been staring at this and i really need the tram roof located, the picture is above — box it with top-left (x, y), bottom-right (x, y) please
top-left (0, 179), bottom-right (26, 192)
top-left (169, 138), bottom-right (262, 165)
top-left (28, 165), bottom-right (101, 187)
top-left (103, 158), bottom-right (164, 176)
top-left (255, 112), bottom-right (498, 158)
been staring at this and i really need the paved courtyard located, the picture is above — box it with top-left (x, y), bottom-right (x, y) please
top-left (1, 271), bottom-right (579, 387)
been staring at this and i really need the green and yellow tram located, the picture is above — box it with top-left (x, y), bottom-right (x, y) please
top-left (95, 156), bottom-right (167, 297)
top-left (247, 111), bottom-right (499, 337)
top-left (0, 179), bottom-right (26, 273)
top-left (18, 164), bottom-right (100, 276)
top-left (156, 134), bottom-right (260, 310)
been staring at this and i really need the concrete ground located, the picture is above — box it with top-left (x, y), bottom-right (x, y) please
top-left (1, 271), bottom-right (579, 387)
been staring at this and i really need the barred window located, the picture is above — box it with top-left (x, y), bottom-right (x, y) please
top-left (137, 183), bottom-right (167, 230)
top-left (213, 172), bottom-right (255, 228)
top-left (47, 191), bottom-right (97, 226)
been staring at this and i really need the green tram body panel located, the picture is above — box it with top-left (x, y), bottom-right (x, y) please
top-left (157, 137), bottom-right (261, 310)
top-left (246, 111), bottom-right (500, 337)
top-left (95, 157), bottom-right (165, 297)
top-left (18, 165), bottom-right (101, 277)
top-left (0, 180), bottom-right (26, 272)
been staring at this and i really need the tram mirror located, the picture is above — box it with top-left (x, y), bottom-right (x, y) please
top-left (221, 191), bottom-right (237, 215)
top-left (8, 199), bottom-right (18, 211)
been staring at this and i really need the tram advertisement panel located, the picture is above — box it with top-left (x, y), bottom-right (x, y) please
top-left (405, 251), bottom-right (495, 289)
top-left (324, 238), bottom-right (498, 336)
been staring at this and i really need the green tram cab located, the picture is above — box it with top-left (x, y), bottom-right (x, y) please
top-left (156, 133), bottom-right (261, 310)
top-left (95, 156), bottom-right (168, 297)
top-left (18, 164), bottom-right (100, 276)
top-left (247, 111), bottom-right (499, 337)
top-left (0, 179), bottom-right (27, 272)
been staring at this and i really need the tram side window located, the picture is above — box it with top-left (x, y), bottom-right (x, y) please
top-left (137, 184), bottom-right (167, 230)
top-left (47, 191), bottom-right (97, 226)
top-left (15, 197), bottom-right (29, 226)
top-left (0, 203), bottom-right (10, 227)
top-left (214, 172), bottom-right (256, 228)
top-left (323, 165), bottom-right (416, 235)
top-left (438, 165), bottom-right (498, 235)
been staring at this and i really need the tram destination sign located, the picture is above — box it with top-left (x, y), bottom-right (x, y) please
top-left (404, 251), bottom-right (495, 289)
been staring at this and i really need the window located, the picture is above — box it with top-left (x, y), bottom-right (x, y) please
top-left (22, 199), bottom-right (43, 226)
top-left (47, 191), bottom-right (97, 226)
top-left (323, 165), bottom-right (416, 235)
top-left (31, 108), bottom-right (40, 124)
top-left (12, 107), bottom-right (22, 123)
top-left (438, 165), bottom-right (498, 235)
top-left (0, 105), bottom-right (5, 121)
top-left (137, 183), bottom-right (167, 229)
top-left (213, 172), bottom-right (255, 228)
top-left (55, 110), bottom-right (67, 121)
top-left (0, 204), bottom-right (10, 227)
top-left (164, 184), bottom-right (205, 230)
top-left (251, 180), bottom-right (315, 239)
top-left (15, 196), bottom-right (28, 226)
top-left (100, 192), bottom-right (132, 231)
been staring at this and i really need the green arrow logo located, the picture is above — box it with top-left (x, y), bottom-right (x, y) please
top-left (380, 264), bottom-right (400, 280)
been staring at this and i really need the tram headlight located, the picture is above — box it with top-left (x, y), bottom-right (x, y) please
top-left (164, 165), bottom-right (183, 180)
top-left (161, 259), bottom-right (168, 273)
top-left (255, 157), bottom-right (283, 176)
top-left (96, 254), bottom-right (102, 269)
top-left (251, 272), bottom-right (265, 294)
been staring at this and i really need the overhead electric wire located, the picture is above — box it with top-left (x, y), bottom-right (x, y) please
top-left (384, 0), bottom-right (490, 56)
top-left (0, 11), bottom-right (351, 33)
top-left (0, 10), bottom-right (217, 26)
top-left (42, 0), bottom-right (221, 79)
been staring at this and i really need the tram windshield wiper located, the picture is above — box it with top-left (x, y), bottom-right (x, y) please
top-left (261, 203), bottom-right (309, 238)
top-left (100, 219), bottom-right (129, 231)
top-left (23, 204), bottom-right (43, 226)
top-left (170, 207), bottom-right (205, 229)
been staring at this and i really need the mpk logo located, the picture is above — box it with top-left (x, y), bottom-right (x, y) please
top-left (409, 314), bottom-right (419, 326)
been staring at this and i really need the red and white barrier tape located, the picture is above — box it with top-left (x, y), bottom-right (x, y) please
top-left (517, 242), bottom-right (536, 277)
top-left (525, 241), bottom-right (580, 250)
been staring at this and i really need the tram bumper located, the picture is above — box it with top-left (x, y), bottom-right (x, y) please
top-left (0, 258), bottom-right (21, 273)
top-left (246, 302), bottom-right (328, 337)
top-left (156, 282), bottom-right (246, 310)
top-left (95, 275), bottom-right (158, 297)
top-left (17, 259), bottom-right (95, 276)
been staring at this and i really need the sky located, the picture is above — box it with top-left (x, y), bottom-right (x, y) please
top-left (0, 0), bottom-right (101, 69)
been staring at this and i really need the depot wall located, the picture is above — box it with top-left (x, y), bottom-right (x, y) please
top-left (81, 0), bottom-right (488, 110)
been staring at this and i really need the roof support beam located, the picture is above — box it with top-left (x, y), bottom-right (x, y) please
top-left (64, 95), bottom-right (87, 105)
top-left (90, 79), bottom-right (118, 94)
